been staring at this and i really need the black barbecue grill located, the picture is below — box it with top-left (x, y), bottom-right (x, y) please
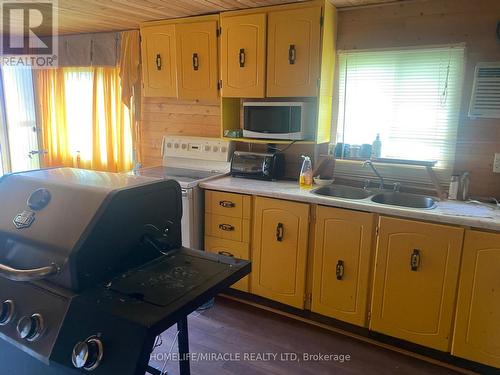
top-left (0, 168), bottom-right (250, 375)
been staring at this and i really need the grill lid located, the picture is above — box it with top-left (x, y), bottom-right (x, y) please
top-left (0, 168), bottom-right (182, 291)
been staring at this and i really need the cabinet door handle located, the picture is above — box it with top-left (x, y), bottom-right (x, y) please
top-left (288, 44), bottom-right (296, 65)
top-left (219, 200), bottom-right (235, 208)
top-left (218, 251), bottom-right (234, 257)
top-left (192, 53), bottom-right (199, 71)
top-left (156, 54), bottom-right (162, 70)
top-left (218, 224), bottom-right (234, 232)
top-left (336, 260), bottom-right (344, 280)
top-left (410, 249), bottom-right (421, 271)
top-left (276, 223), bottom-right (284, 242)
top-left (239, 48), bottom-right (246, 67)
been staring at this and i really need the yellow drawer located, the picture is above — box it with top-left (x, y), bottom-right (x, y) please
top-left (205, 236), bottom-right (250, 292)
top-left (205, 214), bottom-right (250, 243)
top-left (206, 190), bottom-right (251, 219)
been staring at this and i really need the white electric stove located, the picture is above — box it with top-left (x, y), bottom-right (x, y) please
top-left (133, 136), bottom-right (234, 250)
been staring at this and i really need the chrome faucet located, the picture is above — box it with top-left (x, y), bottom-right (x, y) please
top-left (363, 160), bottom-right (385, 189)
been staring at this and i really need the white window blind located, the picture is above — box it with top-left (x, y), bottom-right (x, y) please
top-left (336, 45), bottom-right (465, 186)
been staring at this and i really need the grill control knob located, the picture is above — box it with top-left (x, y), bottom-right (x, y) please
top-left (72, 336), bottom-right (104, 371)
top-left (0, 300), bottom-right (15, 326)
top-left (17, 313), bottom-right (44, 341)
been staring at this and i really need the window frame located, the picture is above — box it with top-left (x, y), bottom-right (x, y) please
top-left (332, 43), bottom-right (467, 190)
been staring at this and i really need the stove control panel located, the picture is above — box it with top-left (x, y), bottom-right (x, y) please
top-left (163, 136), bottom-right (234, 162)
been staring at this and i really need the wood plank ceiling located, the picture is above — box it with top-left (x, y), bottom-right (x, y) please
top-left (45, 0), bottom-right (405, 35)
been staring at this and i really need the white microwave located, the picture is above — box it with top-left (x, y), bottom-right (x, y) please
top-left (242, 102), bottom-right (313, 141)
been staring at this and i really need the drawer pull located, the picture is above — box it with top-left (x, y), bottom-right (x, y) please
top-left (410, 249), bottom-right (421, 271)
top-left (288, 44), bottom-right (296, 65)
top-left (219, 200), bottom-right (235, 208)
top-left (218, 251), bottom-right (234, 258)
top-left (192, 53), bottom-right (199, 71)
top-left (276, 222), bottom-right (284, 242)
top-left (336, 260), bottom-right (344, 280)
top-left (239, 48), bottom-right (246, 67)
top-left (155, 54), bottom-right (162, 70)
top-left (218, 224), bottom-right (235, 232)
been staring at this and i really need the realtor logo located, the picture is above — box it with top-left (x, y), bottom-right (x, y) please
top-left (1, 0), bottom-right (58, 67)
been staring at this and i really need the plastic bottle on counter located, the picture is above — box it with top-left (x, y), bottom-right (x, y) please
top-left (371, 133), bottom-right (382, 159)
top-left (299, 156), bottom-right (313, 189)
top-left (448, 174), bottom-right (459, 200)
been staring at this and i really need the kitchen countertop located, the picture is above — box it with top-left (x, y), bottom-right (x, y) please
top-left (200, 176), bottom-right (500, 232)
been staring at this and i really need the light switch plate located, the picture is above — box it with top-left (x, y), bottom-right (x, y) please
top-left (494, 153), bottom-right (500, 173)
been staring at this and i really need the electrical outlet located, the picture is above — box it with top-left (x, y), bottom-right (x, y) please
top-left (493, 153), bottom-right (500, 173)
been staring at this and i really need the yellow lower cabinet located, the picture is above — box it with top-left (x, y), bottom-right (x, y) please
top-left (205, 213), bottom-right (250, 243)
top-left (311, 206), bottom-right (375, 327)
top-left (370, 217), bottom-right (464, 351)
top-left (205, 236), bottom-right (250, 292)
top-left (251, 197), bottom-right (309, 308)
top-left (452, 230), bottom-right (500, 368)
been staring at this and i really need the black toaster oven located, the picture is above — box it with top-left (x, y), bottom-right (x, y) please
top-left (230, 151), bottom-right (285, 181)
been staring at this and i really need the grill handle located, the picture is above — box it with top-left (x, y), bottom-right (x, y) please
top-left (0, 262), bottom-right (60, 282)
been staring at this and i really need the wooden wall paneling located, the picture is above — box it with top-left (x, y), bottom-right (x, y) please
top-left (140, 97), bottom-right (221, 166)
top-left (5, 1), bottom-right (417, 36)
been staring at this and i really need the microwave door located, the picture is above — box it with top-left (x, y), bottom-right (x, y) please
top-left (243, 102), bottom-right (306, 140)
top-left (244, 106), bottom-right (291, 132)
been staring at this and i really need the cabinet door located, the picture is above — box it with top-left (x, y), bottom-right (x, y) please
top-left (141, 25), bottom-right (177, 97)
top-left (251, 197), bottom-right (309, 308)
top-left (205, 236), bottom-right (250, 292)
top-left (221, 13), bottom-right (266, 98)
top-left (312, 207), bottom-right (375, 327)
top-left (370, 217), bottom-right (464, 351)
top-left (452, 230), bottom-right (500, 368)
top-left (267, 6), bottom-right (321, 97)
top-left (176, 19), bottom-right (219, 100)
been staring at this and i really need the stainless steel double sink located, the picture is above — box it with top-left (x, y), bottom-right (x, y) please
top-left (312, 185), bottom-right (437, 209)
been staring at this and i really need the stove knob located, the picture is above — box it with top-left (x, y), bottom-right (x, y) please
top-left (0, 300), bottom-right (15, 326)
top-left (17, 313), bottom-right (44, 341)
top-left (72, 336), bottom-right (104, 371)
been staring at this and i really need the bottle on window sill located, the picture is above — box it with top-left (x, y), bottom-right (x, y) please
top-left (371, 133), bottom-right (382, 159)
top-left (448, 174), bottom-right (460, 200)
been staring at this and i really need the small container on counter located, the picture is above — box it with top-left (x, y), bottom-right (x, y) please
top-left (448, 174), bottom-right (460, 200)
top-left (350, 145), bottom-right (361, 158)
top-left (360, 144), bottom-right (372, 159)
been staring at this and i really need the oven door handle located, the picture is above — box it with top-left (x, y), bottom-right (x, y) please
top-left (0, 262), bottom-right (60, 282)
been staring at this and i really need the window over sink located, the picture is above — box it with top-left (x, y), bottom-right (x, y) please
top-left (334, 45), bottom-right (465, 186)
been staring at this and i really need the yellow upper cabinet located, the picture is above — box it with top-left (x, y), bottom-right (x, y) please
top-left (452, 230), bottom-right (500, 368)
top-left (370, 217), bottom-right (464, 352)
top-left (176, 17), bottom-right (219, 101)
top-left (251, 197), bottom-right (309, 308)
top-left (266, 6), bottom-right (322, 97)
top-left (312, 206), bottom-right (375, 327)
top-left (141, 24), bottom-right (177, 97)
top-left (221, 13), bottom-right (267, 98)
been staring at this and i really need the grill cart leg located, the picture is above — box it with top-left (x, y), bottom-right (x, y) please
top-left (146, 365), bottom-right (167, 375)
top-left (178, 316), bottom-right (191, 375)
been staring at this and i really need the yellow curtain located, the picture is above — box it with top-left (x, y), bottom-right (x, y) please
top-left (35, 69), bottom-right (73, 167)
top-left (119, 30), bottom-right (142, 166)
top-left (34, 67), bottom-right (134, 172)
